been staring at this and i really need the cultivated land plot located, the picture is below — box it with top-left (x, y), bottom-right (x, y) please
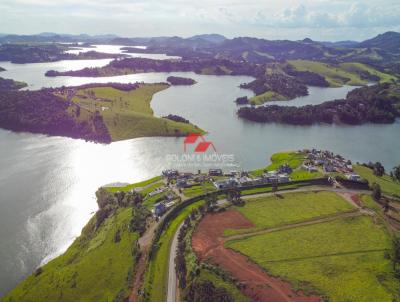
top-left (225, 191), bottom-right (355, 235)
top-left (227, 216), bottom-right (399, 302)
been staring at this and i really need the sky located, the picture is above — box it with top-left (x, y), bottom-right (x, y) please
top-left (1, 0), bottom-right (400, 41)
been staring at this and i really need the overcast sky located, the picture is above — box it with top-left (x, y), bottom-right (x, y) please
top-left (1, 0), bottom-right (399, 41)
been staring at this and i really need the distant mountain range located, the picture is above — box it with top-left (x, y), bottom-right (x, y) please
top-left (1, 31), bottom-right (399, 53)
top-left (1, 31), bottom-right (399, 72)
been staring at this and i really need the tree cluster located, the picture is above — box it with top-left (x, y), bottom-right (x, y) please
top-left (163, 114), bottom-right (190, 124)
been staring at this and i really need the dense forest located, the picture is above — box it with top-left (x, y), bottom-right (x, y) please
top-left (0, 88), bottom-right (111, 143)
top-left (238, 83), bottom-right (400, 125)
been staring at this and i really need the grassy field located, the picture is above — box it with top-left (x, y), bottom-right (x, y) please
top-left (182, 182), bottom-right (217, 197)
top-left (249, 91), bottom-right (287, 105)
top-left (105, 176), bottom-right (163, 193)
top-left (339, 62), bottom-right (397, 83)
top-left (290, 169), bottom-right (322, 180)
top-left (288, 60), bottom-right (368, 87)
top-left (143, 200), bottom-right (205, 302)
top-left (69, 84), bottom-right (203, 141)
top-left (227, 216), bottom-right (399, 301)
top-left (3, 208), bottom-right (139, 302)
top-left (354, 165), bottom-right (400, 197)
top-left (226, 192), bottom-right (354, 235)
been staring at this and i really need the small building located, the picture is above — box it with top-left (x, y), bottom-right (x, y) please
top-left (323, 164), bottom-right (335, 173)
top-left (162, 169), bottom-right (179, 178)
top-left (346, 174), bottom-right (362, 181)
top-left (278, 164), bottom-right (292, 174)
top-left (278, 174), bottom-right (290, 183)
top-left (213, 178), bottom-right (238, 189)
top-left (303, 164), bottom-right (318, 172)
top-left (176, 178), bottom-right (188, 188)
top-left (209, 169), bottom-right (223, 176)
top-left (148, 186), bottom-right (167, 197)
top-left (154, 202), bottom-right (166, 217)
top-left (165, 192), bottom-right (176, 201)
top-left (237, 176), bottom-right (254, 186)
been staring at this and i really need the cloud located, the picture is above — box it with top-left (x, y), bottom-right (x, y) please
top-left (1, 0), bottom-right (399, 40)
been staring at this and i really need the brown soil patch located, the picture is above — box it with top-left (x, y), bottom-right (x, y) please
top-left (337, 192), bottom-right (362, 207)
top-left (192, 210), bottom-right (321, 302)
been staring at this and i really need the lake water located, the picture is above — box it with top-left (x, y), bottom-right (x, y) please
top-left (0, 53), bottom-right (399, 296)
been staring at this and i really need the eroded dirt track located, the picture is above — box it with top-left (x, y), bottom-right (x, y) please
top-left (192, 210), bottom-right (321, 302)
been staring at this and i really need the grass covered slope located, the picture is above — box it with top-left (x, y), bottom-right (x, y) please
top-left (227, 216), bottom-right (399, 301)
top-left (249, 91), bottom-right (287, 105)
top-left (354, 165), bottom-right (400, 197)
top-left (288, 60), bottom-right (396, 87)
top-left (2, 208), bottom-right (139, 302)
top-left (65, 83), bottom-right (203, 141)
top-left (226, 192), bottom-right (354, 234)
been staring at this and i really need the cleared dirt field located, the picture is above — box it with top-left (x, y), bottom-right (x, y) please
top-left (192, 210), bottom-right (321, 302)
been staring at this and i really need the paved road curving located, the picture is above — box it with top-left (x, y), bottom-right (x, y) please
top-left (167, 222), bottom-right (184, 302)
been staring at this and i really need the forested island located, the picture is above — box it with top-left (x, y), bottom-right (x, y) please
top-left (166, 76), bottom-right (196, 85)
top-left (238, 83), bottom-right (400, 125)
top-left (0, 80), bottom-right (202, 143)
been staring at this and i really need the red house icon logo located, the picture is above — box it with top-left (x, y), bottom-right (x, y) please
top-left (184, 133), bottom-right (217, 153)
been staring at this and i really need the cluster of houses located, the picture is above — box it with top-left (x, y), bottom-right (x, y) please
top-left (162, 167), bottom-right (292, 191)
top-left (302, 149), bottom-right (362, 181)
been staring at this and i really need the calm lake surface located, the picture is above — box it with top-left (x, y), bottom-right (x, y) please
top-left (0, 48), bottom-right (399, 296)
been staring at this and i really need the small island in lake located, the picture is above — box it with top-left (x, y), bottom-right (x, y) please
top-left (166, 76), bottom-right (196, 85)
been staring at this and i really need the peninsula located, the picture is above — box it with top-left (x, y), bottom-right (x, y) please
top-left (0, 80), bottom-right (202, 143)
